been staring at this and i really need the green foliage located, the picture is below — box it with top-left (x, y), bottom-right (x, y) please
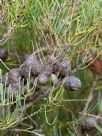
top-left (0, 0), bottom-right (102, 136)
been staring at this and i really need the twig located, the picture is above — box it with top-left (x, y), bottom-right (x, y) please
top-left (82, 75), bottom-right (99, 115)
top-left (10, 128), bottom-right (44, 136)
top-left (79, 112), bottom-right (102, 121)
top-left (62, 99), bottom-right (87, 102)
top-left (72, 0), bottom-right (81, 15)
top-left (21, 107), bottom-right (42, 122)
top-left (0, 59), bottom-right (10, 71)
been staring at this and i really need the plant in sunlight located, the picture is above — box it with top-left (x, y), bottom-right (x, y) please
top-left (0, 0), bottom-right (102, 136)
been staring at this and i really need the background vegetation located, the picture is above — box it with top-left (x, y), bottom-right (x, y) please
top-left (0, 0), bottom-right (102, 136)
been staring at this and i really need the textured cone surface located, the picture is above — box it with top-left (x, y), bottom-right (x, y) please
top-left (64, 76), bottom-right (81, 91)
top-left (8, 68), bottom-right (21, 84)
top-left (59, 60), bottom-right (71, 76)
top-left (0, 48), bottom-right (8, 61)
top-left (51, 58), bottom-right (71, 77)
top-left (20, 55), bottom-right (44, 78)
top-left (20, 64), bottom-right (30, 79)
top-left (43, 65), bottom-right (52, 77)
top-left (81, 117), bottom-right (98, 130)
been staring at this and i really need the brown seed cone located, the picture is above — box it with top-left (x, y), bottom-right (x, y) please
top-left (52, 59), bottom-right (71, 77)
top-left (20, 64), bottom-right (30, 79)
top-left (59, 60), bottom-right (71, 76)
top-left (0, 48), bottom-right (8, 61)
top-left (64, 76), bottom-right (81, 91)
top-left (80, 116), bottom-right (98, 130)
top-left (43, 65), bottom-right (52, 77)
top-left (20, 55), bottom-right (44, 79)
top-left (8, 68), bottom-right (21, 84)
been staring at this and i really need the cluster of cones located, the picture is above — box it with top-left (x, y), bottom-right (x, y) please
top-left (0, 47), bottom-right (82, 97)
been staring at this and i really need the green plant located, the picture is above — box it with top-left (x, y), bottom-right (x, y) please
top-left (0, 0), bottom-right (102, 136)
